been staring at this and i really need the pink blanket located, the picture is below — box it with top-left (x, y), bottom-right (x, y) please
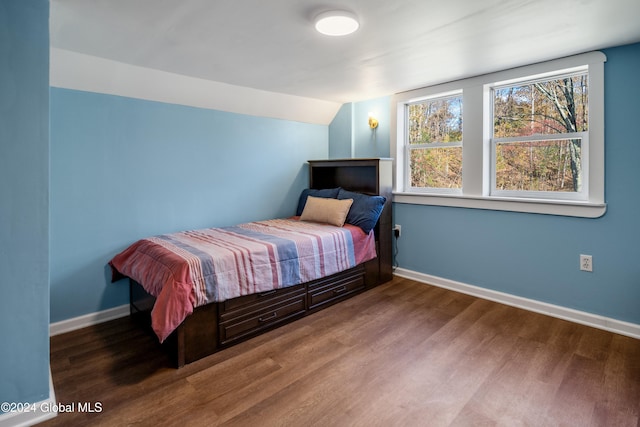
top-left (110, 218), bottom-right (376, 342)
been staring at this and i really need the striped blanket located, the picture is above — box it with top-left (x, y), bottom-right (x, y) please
top-left (110, 218), bottom-right (376, 342)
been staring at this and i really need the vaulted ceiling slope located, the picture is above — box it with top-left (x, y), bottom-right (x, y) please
top-left (51, 0), bottom-right (640, 104)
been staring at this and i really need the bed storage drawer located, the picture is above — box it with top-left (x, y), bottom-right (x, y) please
top-left (307, 266), bottom-right (365, 311)
top-left (219, 286), bottom-right (306, 345)
top-left (219, 284), bottom-right (306, 320)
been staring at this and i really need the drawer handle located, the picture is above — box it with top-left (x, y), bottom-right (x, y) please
top-left (259, 312), bottom-right (277, 323)
top-left (258, 290), bottom-right (277, 297)
top-left (333, 285), bottom-right (347, 295)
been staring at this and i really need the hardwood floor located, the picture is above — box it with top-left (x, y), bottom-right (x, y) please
top-left (41, 277), bottom-right (640, 426)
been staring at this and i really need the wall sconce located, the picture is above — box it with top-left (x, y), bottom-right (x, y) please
top-left (368, 112), bottom-right (379, 130)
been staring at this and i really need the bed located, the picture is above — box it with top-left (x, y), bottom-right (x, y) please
top-left (110, 158), bottom-right (393, 367)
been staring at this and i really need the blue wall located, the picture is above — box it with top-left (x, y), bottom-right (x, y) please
top-left (50, 89), bottom-right (328, 322)
top-left (352, 96), bottom-right (391, 159)
top-left (328, 103), bottom-right (353, 158)
top-left (336, 42), bottom-right (640, 326)
top-left (0, 0), bottom-right (50, 406)
top-left (328, 97), bottom-right (391, 159)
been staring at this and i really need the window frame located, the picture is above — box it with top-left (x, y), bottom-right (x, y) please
top-left (391, 51), bottom-right (606, 218)
top-left (491, 132), bottom-right (589, 201)
top-left (404, 91), bottom-right (464, 194)
top-left (489, 69), bottom-right (590, 201)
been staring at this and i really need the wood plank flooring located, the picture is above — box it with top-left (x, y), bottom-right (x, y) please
top-left (41, 277), bottom-right (640, 426)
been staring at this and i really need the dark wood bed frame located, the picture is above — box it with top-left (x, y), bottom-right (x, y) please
top-left (129, 158), bottom-right (393, 367)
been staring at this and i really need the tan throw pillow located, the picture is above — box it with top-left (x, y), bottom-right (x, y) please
top-left (300, 196), bottom-right (353, 227)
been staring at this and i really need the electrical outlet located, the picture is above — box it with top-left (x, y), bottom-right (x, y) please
top-left (580, 254), bottom-right (593, 272)
top-left (393, 224), bottom-right (401, 238)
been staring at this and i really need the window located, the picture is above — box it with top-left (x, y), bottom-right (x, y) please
top-left (392, 51), bottom-right (606, 218)
top-left (491, 71), bottom-right (588, 201)
top-left (406, 93), bottom-right (463, 192)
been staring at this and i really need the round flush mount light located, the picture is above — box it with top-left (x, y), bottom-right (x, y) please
top-left (314, 10), bottom-right (359, 36)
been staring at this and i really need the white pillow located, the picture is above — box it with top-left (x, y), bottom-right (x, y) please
top-left (300, 196), bottom-right (353, 227)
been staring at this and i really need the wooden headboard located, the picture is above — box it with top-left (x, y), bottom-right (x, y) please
top-left (307, 158), bottom-right (393, 284)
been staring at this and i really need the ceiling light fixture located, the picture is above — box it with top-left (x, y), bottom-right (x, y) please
top-left (314, 10), bottom-right (359, 36)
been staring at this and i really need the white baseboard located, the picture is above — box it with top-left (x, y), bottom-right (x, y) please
top-left (0, 370), bottom-right (57, 427)
top-left (394, 268), bottom-right (640, 340)
top-left (49, 304), bottom-right (130, 337)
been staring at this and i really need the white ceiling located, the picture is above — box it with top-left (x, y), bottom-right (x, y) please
top-left (51, 0), bottom-right (640, 104)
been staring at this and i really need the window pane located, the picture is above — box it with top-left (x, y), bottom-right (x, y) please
top-left (408, 96), bottom-right (462, 144)
top-left (410, 147), bottom-right (462, 189)
top-left (493, 74), bottom-right (588, 138)
top-left (495, 139), bottom-right (582, 192)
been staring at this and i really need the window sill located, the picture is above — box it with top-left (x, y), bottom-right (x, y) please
top-left (393, 192), bottom-right (606, 218)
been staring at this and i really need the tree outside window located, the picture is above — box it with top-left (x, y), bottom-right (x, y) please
top-left (407, 95), bottom-right (463, 190)
top-left (492, 73), bottom-right (588, 194)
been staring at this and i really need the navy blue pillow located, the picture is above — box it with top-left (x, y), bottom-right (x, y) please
top-left (296, 188), bottom-right (341, 216)
top-left (337, 189), bottom-right (386, 233)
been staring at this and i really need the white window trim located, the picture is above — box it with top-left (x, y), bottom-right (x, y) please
top-left (404, 91), bottom-right (463, 195)
top-left (391, 51), bottom-right (606, 218)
